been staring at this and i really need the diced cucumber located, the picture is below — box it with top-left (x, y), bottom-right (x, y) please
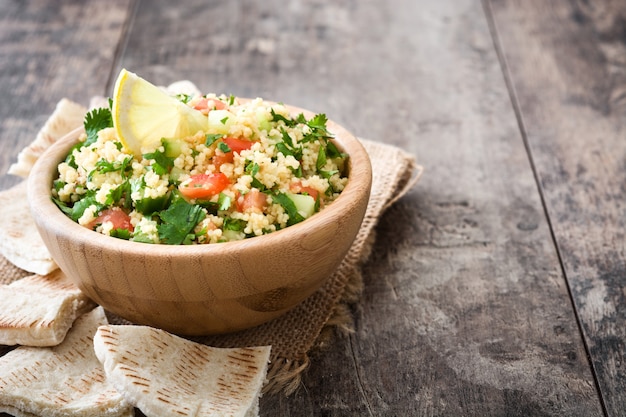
top-left (207, 110), bottom-right (234, 135)
top-left (222, 229), bottom-right (245, 242)
top-left (286, 192), bottom-right (316, 219)
top-left (162, 138), bottom-right (183, 158)
top-left (257, 111), bottom-right (272, 133)
top-left (131, 177), bottom-right (169, 214)
top-left (168, 166), bottom-right (186, 183)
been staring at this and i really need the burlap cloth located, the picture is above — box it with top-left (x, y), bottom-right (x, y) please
top-left (0, 100), bottom-right (422, 396)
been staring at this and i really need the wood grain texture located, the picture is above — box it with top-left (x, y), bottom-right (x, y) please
top-left (211, 0), bottom-right (598, 415)
top-left (0, 0), bottom-right (617, 415)
top-left (0, 0), bottom-right (132, 190)
top-left (487, 0), bottom-right (626, 414)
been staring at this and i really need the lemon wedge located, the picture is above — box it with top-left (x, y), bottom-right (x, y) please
top-left (112, 69), bottom-right (207, 156)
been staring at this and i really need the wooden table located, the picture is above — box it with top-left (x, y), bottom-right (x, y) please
top-left (1, 1), bottom-right (625, 415)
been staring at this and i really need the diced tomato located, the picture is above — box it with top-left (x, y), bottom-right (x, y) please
top-left (212, 137), bottom-right (254, 169)
top-left (223, 137), bottom-right (254, 154)
top-left (212, 152), bottom-right (234, 169)
top-left (236, 189), bottom-right (267, 213)
top-left (290, 181), bottom-right (319, 201)
top-left (87, 208), bottom-right (134, 232)
top-left (179, 173), bottom-right (231, 200)
top-left (192, 97), bottom-right (227, 114)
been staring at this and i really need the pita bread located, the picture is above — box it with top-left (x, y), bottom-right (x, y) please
top-left (0, 269), bottom-right (95, 346)
top-left (8, 98), bottom-right (86, 178)
top-left (0, 403), bottom-right (39, 417)
top-left (94, 325), bottom-right (271, 417)
top-left (0, 307), bottom-right (134, 417)
top-left (0, 181), bottom-right (58, 275)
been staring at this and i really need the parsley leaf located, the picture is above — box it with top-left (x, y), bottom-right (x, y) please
top-left (175, 93), bottom-right (192, 104)
top-left (326, 140), bottom-right (345, 159)
top-left (64, 193), bottom-right (104, 222)
top-left (106, 180), bottom-right (131, 207)
top-left (276, 129), bottom-right (302, 160)
top-left (316, 146), bottom-right (327, 171)
top-left (88, 156), bottom-right (133, 181)
top-left (157, 198), bottom-right (206, 245)
top-left (308, 113), bottom-right (328, 131)
top-left (110, 228), bottom-right (132, 240)
top-left (245, 161), bottom-right (265, 190)
top-left (272, 192), bottom-right (305, 226)
top-left (205, 133), bottom-right (223, 147)
top-left (224, 217), bottom-right (247, 231)
top-left (218, 192), bottom-right (232, 211)
top-left (84, 107), bottom-right (113, 146)
top-left (217, 142), bottom-right (231, 153)
top-left (270, 109), bottom-right (294, 127)
top-left (275, 142), bottom-right (293, 157)
top-left (143, 149), bottom-right (174, 176)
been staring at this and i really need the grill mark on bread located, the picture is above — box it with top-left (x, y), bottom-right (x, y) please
top-left (0, 308), bottom-right (132, 416)
top-left (0, 271), bottom-right (95, 347)
top-left (94, 325), bottom-right (271, 417)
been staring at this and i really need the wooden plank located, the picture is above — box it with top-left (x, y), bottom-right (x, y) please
top-left (0, 0), bottom-right (607, 415)
top-left (116, 0), bottom-right (603, 415)
top-left (486, 0), bottom-right (626, 414)
top-left (0, 4), bottom-right (131, 417)
top-left (0, 0), bottom-right (133, 190)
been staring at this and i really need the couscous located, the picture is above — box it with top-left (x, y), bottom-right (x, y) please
top-left (52, 95), bottom-right (349, 244)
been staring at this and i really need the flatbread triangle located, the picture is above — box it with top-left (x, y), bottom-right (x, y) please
top-left (94, 325), bottom-right (271, 417)
top-left (0, 306), bottom-right (133, 417)
top-left (0, 269), bottom-right (95, 347)
top-left (0, 181), bottom-right (58, 275)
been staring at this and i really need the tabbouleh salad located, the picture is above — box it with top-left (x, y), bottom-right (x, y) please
top-left (52, 95), bottom-right (349, 244)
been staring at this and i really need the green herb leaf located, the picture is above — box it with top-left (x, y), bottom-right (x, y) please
top-left (275, 142), bottom-right (292, 157)
top-left (157, 198), bottom-right (206, 245)
top-left (175, 93), bottom-right (192, 104)
top-left (84, 107), bottom-right (113, 146)
top-left (53, 180), bottom-right (66, 193)
top-left (316, 146), bottom-right (327, 172)
top-left (89, 156), bottom-right (133, 181)
top-left (245, 161), bottom-right (265, 190)
top-left (320, 169), bottom-right (339, 180)
top-left (110, 228), bottom-right (132, 240)
top-left (205, 133), bottom-right (223, 147)
top-left (218, 192), bottom-right (232, 211)
top-left (143, 148), bottom-right (174, 176)
top-left (69, 195), bottom-right (104, 222)
top-left (51, 197), bottom-right (73, 217)
top-left (224, 217), bottom-right (247, 231)
top-left (270, 109), bottom-right (295, 127)
top-left (272, 192), bottom-right (305, 226)
top-left (326, 140), bottom-right (345, 159)
top-left (106, 180), bottom-right (131, 207)
top-left (307, 113), bottom-right (328, 132)
top-left (291, 165), bottom-right (303, 178)
top-left (217, 142), bottom-right (231, 153)
top-left (281, 129), bottom-right (294, 147)
top-left (131, 231), bottom-right (155, 244)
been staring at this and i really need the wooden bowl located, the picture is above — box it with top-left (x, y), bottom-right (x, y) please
top-left (27, 107), bottom-right (372, 335)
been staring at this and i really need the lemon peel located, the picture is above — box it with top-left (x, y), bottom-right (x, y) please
top-left (112, 69), bottom-right (207, 156)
